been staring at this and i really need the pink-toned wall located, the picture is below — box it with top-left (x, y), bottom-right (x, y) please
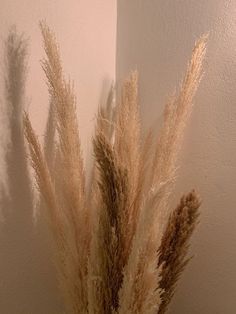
top-left (0, 1), bottom-right (116, 313)
top-left (116, 1), bottom-right (236, 313)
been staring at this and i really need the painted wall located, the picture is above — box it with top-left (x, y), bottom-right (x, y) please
top-left (0, 1), bottom-right (116, 313)
top-left (117, 1), bottom-right (236, 313)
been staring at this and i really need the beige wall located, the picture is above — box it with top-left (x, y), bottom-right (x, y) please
top-left (117, 1), bottom-right (236, 313)
top-left (0, 1), bottom-right (116, 313)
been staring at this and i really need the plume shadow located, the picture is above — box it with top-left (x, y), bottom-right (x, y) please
top-left (0, 27), bottom-right (62, 314)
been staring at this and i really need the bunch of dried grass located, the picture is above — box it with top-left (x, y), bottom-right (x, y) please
top-left (23, 22), bottom-right (206, 313)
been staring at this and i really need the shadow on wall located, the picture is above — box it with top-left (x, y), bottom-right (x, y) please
top-left (0, 28), bottom-right (63, 314)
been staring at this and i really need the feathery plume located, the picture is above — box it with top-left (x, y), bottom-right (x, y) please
top-left (24, 22), bottom-right (90, 313)
top-left (23, 113), bottom-right (84, 313)
top-left (157, 190), bottom-right (201, 314)
top-left (151, 35), bottom-right (207, 188)
top-left (114, 71), bottom-right (142, 263)
top-left (88, 131), bottom-right (128, 313)
top-left (39, 22), bottom-right (88, 250)
top-left (40, 21), bottom-right (89, 308)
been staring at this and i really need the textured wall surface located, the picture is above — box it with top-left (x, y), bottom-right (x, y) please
top-left (0, 1), bottom-right (116, 313)
top-left (117, 1), bottom-right (236, 313)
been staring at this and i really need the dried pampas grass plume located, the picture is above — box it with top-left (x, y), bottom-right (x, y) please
top-left (157, 190), bottom-right (201, 314)
top-left (23, 21), bottom-right (207, 314)
top-left (152, 35), bottom-right (207, 187)
top-left (88, 131), bottom-right (128, 312)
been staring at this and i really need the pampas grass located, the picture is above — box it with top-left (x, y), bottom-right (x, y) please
top-left (157, 190), bottom-right (201, 314)
top-left (23, 22), bottom-right (206, 313)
